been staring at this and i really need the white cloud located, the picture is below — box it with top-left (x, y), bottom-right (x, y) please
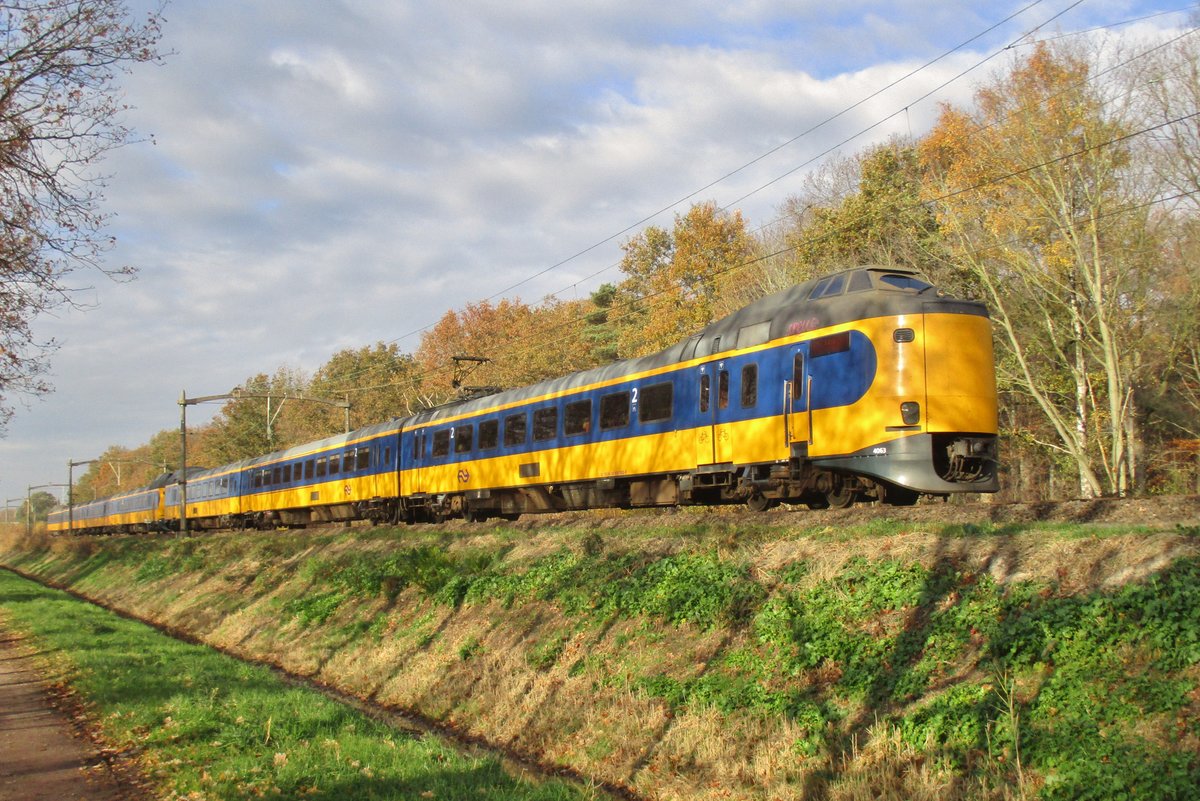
top-left (1, 0), bottom-right (1187, 494)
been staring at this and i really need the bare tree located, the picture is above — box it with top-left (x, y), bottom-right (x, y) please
top-left (0, 0), bottom-right (163, 429)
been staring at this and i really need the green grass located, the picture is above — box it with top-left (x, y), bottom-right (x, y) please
top-left (0, 568), bottom-right (598, 801)
top-left (4, 518), bottom-right (1199, 800)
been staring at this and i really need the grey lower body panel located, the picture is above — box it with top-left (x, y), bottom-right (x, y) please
top-left (813, 433), bottom-right (999, 494)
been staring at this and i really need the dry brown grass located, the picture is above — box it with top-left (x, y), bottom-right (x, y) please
top-left (3, 512), bottom-right (1197, 801)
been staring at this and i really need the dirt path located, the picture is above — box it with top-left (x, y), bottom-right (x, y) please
top-left (0, 627), bottom-right (141, 801)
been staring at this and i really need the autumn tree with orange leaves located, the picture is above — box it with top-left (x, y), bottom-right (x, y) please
top-left (612, 201), bottom-right (756, 358)
top-left (920, 42), bottom-right (1159, 497)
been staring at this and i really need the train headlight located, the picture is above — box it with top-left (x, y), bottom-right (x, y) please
top-left (900, 402), bottom-right (921, 425)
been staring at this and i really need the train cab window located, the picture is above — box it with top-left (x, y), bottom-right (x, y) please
top-left (699, 375), bottom-right (711, 414)
top-left (600, 391), bottom-right (630, 429)
top-left (316, 456), bottom-right (327, 477)
top-left (639, 382), bottom-right (674, 423)
top-left (478, 419), bottom-right (499, 450)
top-left (504, 413), bottom-right (527, 446)
top-left (847, 270), bottom-right (873, 293)
top-left (305, 459), bottom-right (315, 480)
top-left (533, 407), bottom-right (558, 441)
top-left (741, 364), bottom-right (758, 407)
top-left (718, 371), bottom-right (729, 410)
top-left (809, 273), bottom-right (846, 299)
top-left (879, 273), bottom-right (933, 293)
top-left (357, 447), bottom-right (370, 471)
top-left (454, 425), bottom-right (474, 453)
top-left (433, 430), bottom-right (451, 457)
top-left (565, 399), bottom-right (592, 436)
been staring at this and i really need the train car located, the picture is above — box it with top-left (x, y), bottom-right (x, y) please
top-left (47, 476), bottom-right (170, 534)
top-left (163, 420), bottom-right (403, 529)
top-left (397, 265), bottom-right (997, 521)
top-left (54, 265), bottom-right (998, 533)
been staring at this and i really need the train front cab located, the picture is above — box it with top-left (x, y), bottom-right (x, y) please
top-left (796, 298), bottom-right (999, 502)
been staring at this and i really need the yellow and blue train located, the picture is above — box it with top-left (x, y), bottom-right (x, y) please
top-left (48, 266), bottom-right (998, 534)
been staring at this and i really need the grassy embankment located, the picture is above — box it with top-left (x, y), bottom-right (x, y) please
top-left (0, 567), bottom-right (600, 801)
top-left (2, 509), bottom-right (1199, 800)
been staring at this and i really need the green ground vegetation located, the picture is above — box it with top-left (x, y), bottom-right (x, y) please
top-left (0, 568), bottom-right (600, 801)
top-left (1, 513), bottom-right (1198, 800)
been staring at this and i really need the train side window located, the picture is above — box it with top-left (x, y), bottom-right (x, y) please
top-left (639, 382), bottom-right (674, 423)
top-left (504, 413), bottom-right (527, 446)
top-left (741, 364), bottom-right (758, 407)
top-left (718, 371), bottom-right (729, 410)
top-left (357, 448), bottom-right (370, 471)
top-left (454, 424), bottom-right (474, 453)
top-left (273, 466), bottom-right (283, 485)
top-left (432, 430), bottom-right (451, 457)
top-left (316, 456), bottom-right (327, 478)
top-left (699, 374), bottom-right (710, 414)
top-left (293, 463), bottom-right (303, 482)
top-left (478, 420), bottom-right (499, 450)
top-left (343, 451), bottom-right (355, 472)
top-left (413, 433), bottom-right (423, 461)
top-left (564, 399), bottom-right (592, 436)
top-left (329, 454), bottom-right (341, 475)
top-left (533, 407), bottom-right (558, 441)
top-left (600, 391), bottom-right (630, 429)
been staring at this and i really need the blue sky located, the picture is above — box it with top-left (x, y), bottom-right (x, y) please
top-left (1, 0), bottom-right (1194, 504)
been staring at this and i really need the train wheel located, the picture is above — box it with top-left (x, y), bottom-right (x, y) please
top-left (825, 476), bottom-right (855, 509)
top-left (746, 493), bottom-right (775, 512)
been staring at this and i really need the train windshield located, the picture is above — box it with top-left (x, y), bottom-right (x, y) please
top-left (878, 273), bottom-right (934, 293)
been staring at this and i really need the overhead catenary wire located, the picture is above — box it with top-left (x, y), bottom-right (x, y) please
top-left (313, 107), bottom-right (1200, 411)
top-left (214, 9), bottom-right (1200, 420)
top-left (325, 9), bottom-right (1195, 398)
top-left (378, 0), bottom-right (1065, 353)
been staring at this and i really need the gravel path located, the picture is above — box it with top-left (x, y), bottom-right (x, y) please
top-left (0, 627), bottom-right (137, 801)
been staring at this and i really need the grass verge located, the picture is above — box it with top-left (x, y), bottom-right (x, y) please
top-left (0, 567), bottom-right (600, 801)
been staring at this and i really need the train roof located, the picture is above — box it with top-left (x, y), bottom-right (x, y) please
top-left (410, 265), bottom-right (983, 424)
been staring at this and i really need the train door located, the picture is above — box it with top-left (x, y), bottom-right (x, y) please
top-left (786, 346), bottom-right (812, 454)
top-left (695, 361), bottom-right (735, 466)
top-left (409, 429), bottom-right (428, 495)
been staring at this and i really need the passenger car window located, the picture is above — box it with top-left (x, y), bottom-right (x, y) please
top-left (504, 413), bottom-right (527, 446)
top-left (741, 364), bottom-right (758, 407)
top-left (564, 399), bottom-right (592, 436)
top-left (533, 407), bottom-right (558, 441)
top-left (600, 391), bottom-right (630, 429)
top-left (454, 425), bottom-right (473, 453)
top-left (432, 430), bottom-right (451, 457)
top-left (639, 382), bottom-right (674, 423)
top-left (478, 420), bottom-right (499, 450)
